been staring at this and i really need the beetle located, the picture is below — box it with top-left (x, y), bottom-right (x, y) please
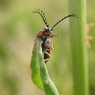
top-left (33, 9), bottom-right (77, 63)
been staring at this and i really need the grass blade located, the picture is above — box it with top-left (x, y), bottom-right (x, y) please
top-left (39, 44), bottom-right (59, 95)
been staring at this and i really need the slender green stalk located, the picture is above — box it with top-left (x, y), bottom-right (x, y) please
top-left (39, 43), bottom-right (59, 95)
top-left (69, 0), bottom-right (89, 95)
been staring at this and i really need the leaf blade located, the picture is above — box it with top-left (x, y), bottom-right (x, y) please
top-left (30, 40), bottom-right (43, 90)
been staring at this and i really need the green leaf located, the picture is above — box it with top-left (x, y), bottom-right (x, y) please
top-left (30, 39), bottom-right (43, 90)
top-left (30, 39), bottom-right (59, 95)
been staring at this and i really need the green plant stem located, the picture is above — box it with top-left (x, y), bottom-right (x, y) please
top-left (69, 0), bottom-right (89, 95)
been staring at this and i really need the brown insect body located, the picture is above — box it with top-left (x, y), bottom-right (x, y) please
top-left (33, 9), bottom-right (77, 63)
top-left (36, 27), bottom-right (56, 63)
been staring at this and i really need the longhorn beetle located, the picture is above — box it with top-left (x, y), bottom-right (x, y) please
top-left (33, 9), bottom-right (78, 63)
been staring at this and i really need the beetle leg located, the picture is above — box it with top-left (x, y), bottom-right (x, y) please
top-left (43, 48), bottom-right (52, 53)
top-left (44, 58), bottom-right (50, 63)
top-left (44, 51), bottom-right (51, 57)
top-left (44, 52), bottom-right (51, 63)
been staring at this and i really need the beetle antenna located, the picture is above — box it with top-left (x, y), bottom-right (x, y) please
top-left (33, 9), bottom-right (49, 27)
top-left (51, 14), bottom-right (78, 31)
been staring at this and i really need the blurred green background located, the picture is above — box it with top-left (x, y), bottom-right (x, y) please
top-left (0, 0), bottom-right (95, 95)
